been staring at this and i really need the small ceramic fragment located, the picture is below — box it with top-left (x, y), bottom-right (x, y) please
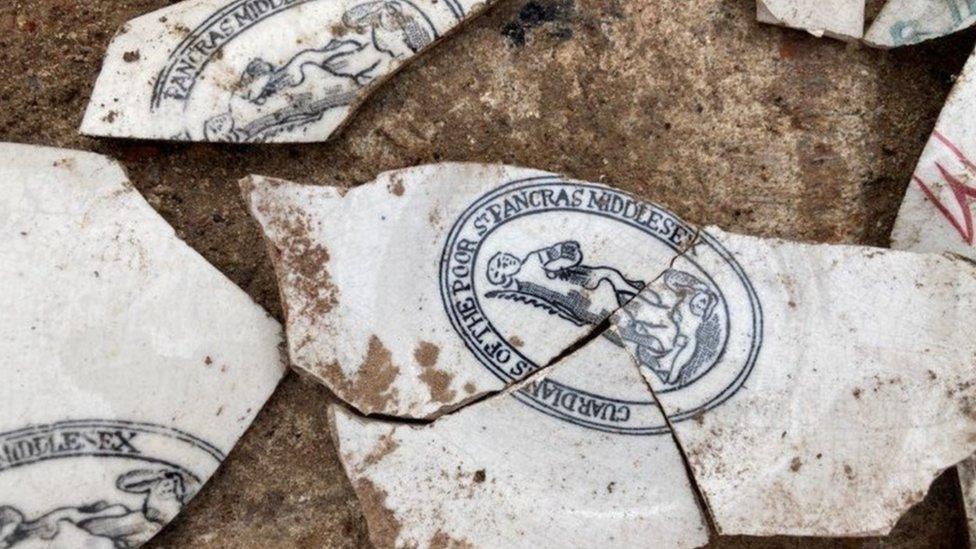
top-left (891, 49), bottom-right (976, 256)
top-left (243, 164), bottom-right (697, 419)
top-left (889, 48), bottom-right (976, 544)
top-left (960, 459), bottom-right (976, 544)
top-left (81, 0), bottom-right (490, 142)
top-left (757, 0), bottom-right (865, 41)
top-left (331, 336), bottom-right (711, 549)
top-left (613, 228), bottom-right (976, 536)
top-left (0, 143), bottom-right (286, 547)
top-left (865, 0), bottom-right (976, 48)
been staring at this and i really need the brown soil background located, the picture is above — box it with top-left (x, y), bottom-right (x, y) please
top-left (1, 0), bottom-right (974, 546)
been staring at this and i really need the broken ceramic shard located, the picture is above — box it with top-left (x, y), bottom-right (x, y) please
top-left (756, 0), bottom-right (864, 40)
top-left (612, 228), bottom-right (976, 536)
top-left (243, 164), bottom-right (697, 420)
top-left (0, 143), bottom-right (286, 547)
top-left (891, 48), bottom-right (976, 256)
top-left (889, 48), bottom-right (976, 544)
top-left (81, 0), bottom-right (489, 142)
top-left (277, 161), bottom-right (976, 539)
top-left (331, 335), bottom-right (710, 549)
top-left (865, 0), bottom-right (976, 47)
top-left (959, 459), bottom-right (976, 544)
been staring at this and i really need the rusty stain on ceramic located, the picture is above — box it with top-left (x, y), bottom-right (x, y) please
top-left (247, 163), bottom-right (976, 543)
top-left (331, 336), bottom-right (710, 549)
top-left (241, 163), bottom-right (693, 419)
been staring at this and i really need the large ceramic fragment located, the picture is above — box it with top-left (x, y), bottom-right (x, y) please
top-left (756, 0), bottom-right (864, 41)
top-left (243, 164), bottom-right (698, 419)
top-left (0, 143), bottom-right (286, 547)
top-left (81, 0), bottom-right (490, 142)
top-left (330, 335), bottom-right (710, 549)
top-left (612, 227), bottom-right (976, 536)
top-left (889, 48), bottom-right (976, 544)
top-left (865, 0), bottom-right (976, 48)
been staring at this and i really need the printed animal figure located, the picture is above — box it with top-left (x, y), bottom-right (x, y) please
top-left (486, 240), bottom-right (646, 325)
top-left (485, 241), bottom-right (723, 387)
top-left (203, 0), bottom-right (433, 141)
top-left (613, 270), bottom-right (720, 386)
top-left (0, 468), bottom-right (190, 548)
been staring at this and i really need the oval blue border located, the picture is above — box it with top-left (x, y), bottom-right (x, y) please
top-left (439, 175), bottom-right (763, 434)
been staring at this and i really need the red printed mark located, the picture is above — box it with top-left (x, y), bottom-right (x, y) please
top-left (913, 131), bottom-right (976, 245)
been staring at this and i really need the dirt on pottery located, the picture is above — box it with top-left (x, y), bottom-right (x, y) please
top-left (0, 0), bottom-right (973, 546)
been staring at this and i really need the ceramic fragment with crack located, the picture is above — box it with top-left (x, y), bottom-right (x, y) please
top-left (81, 0), bottom-right (491, 142)
top-left (611, 227), bottom-right (976, 536)
top-left (756, 0), bottom-right (864, 41)
top-left (864, 0), bottom-right (976, 48)
top-left (889, 47), bottom-right (976, 544)
top-left (0, 143), bottom-right (287, 548)
top-left (242, 163), bottom-right (698, 419)
top-left (331, 335), bottom-right (711, 549)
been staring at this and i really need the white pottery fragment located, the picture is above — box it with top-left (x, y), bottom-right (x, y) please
top-left (613, 227), bottom-right (976, 536)
top-left (889, 48), bottom-right (976, 545)
top-left (81, 0), bottom-right (491, 142)
top-left (757, 0), bottom-right (865, 41)
top-left (242, 164), bottom-right (699, 420)
top-left (891, 49), bottom-right (976, 256)
top-left (865, 0), bottom-right (976, 48)
top-left (0, 143), bottom-right (287, 547)
top-left (331, 335), bottom-right (711, 549)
